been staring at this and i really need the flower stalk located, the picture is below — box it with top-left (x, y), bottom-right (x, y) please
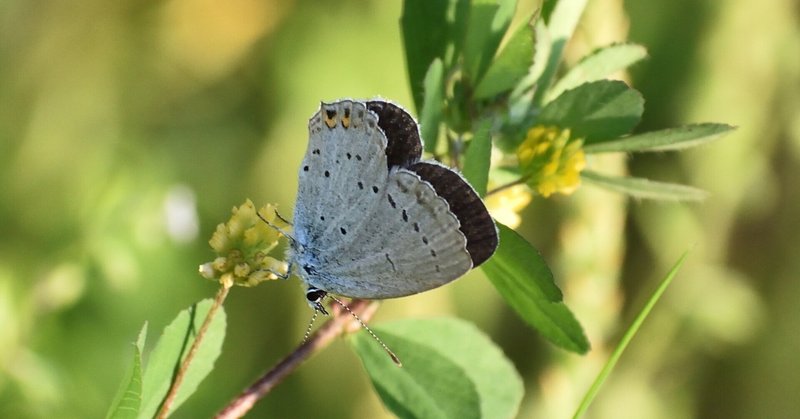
top-left (156, 282), bottom-right (232, 419)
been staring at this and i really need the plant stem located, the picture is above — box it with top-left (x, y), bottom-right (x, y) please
top-left (156, 283), bottom-right (231, 419)
top-left (485, 176), bottom-right (530, 196)
top-left (215, 299), bottom-right (378, 419)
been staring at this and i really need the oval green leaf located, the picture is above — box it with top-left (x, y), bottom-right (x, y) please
top-left (532, 0), bottom-right (590, 105)
top-left (420, 59), bottom-right (445, 153)
top-left (351, 318), bottom-right (523, 419)
top-left (582, 123), bottom-right (736, 154)
top-left (581, 170), bottom-right (709, 201)
top-left (401, 0), bottom-right (451, 111)
top-left (473, 15), bottom-right (535, 100)
top-left (538, 80), bottom-right (644, 143)
top-left (463, 0), bottom-right (517, 83)
top-left (547, 43), bottom-right (648, 101)
top-left (139, 299), bottom-right (226, 419)
top-left (481, 223), bottom-right (589, 353)
top-left (106, 323), bottom-right (147, 419)
top-left (461, 119), bottom-right (493, 197)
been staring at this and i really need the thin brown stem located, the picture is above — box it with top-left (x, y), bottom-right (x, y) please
top-left (156, 283), bottom-right (232, 419)
top-left (215, 299), bottom-right (378, 419)
top-left (485, 176), bottom-right (531, 197)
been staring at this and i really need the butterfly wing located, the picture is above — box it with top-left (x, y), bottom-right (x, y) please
top-left (315, 165), bottom-right (476, 298)
top-left (292, 100), bottom-right (498, 299)
top-left (293, 100), bottom-right (389, 250)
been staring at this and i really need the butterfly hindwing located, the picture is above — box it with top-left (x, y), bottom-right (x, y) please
top-left (319, 167), bottom-right (473, 298)
top-left (407, 162), bottom-right (498, 266)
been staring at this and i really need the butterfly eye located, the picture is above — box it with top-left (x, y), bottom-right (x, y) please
top-left (305, 287), bottom-right (328, 315)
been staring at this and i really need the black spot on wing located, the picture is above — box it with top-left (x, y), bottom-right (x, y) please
top-left (408, 162), bottom-right (498, 266)
top-left (366, 101), bottom-right (422, 169)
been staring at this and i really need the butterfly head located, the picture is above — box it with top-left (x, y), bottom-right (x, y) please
top-left (305, 287), bottom-right (329, 315)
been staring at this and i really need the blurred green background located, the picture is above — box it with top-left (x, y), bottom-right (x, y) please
top-left (1, 0), bottom-right (798, 418)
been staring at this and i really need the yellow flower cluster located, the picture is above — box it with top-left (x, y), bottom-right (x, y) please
top-left (517, 126), bottom-right (586, 197)
top-left (198, 199), bottom-right (290, 287)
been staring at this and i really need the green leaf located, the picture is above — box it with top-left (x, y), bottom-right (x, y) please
top-left (139, 299), bottom-right (226, 419)
top-left (573, 251), bottom-right (689, 419)
top-left (504, 19), bottom-right (548, 133)
top-left (538, 80), bottom-right (644, 143)
top-left (582, 123), bottom-right (735, 154)
top-left (106, 324), bottom-right (147, 419)
top-left (547, 43), bottom-right (648, 101)
top-left (461, 119), bottom-right (492, 197)
top-left (540, 0), bottom-right (558, 22)
top-left (482, 223), bottom-right (590, 353)
top-left (463, 0), bottom-right (517, 83)
top-left (401, 0), bottom-right (451, 111)
top-left (581, 170), bottom-right (708, 201)
top-left (473, 15), bottom-right (536, 99)
top-left (532, 0), bottom-right (589, 105)
top-left (420, 59), bottom-right (445, 153)
top-left (351, 318), bottom-right (523, 419)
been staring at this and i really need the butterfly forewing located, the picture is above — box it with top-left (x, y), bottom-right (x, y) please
top-left (294, 101), bottom-right (388, 250)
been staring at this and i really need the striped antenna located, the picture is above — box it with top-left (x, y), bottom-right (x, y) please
top-left (327, 295), bottom-right (402, 367)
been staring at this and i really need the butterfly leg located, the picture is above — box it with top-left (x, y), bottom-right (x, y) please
top-left (256, 209), bottom-right (296, 246)
top-left (274, 209), bottom-right (293, 226)
top-left (254, 265), bottom-right (291, 280)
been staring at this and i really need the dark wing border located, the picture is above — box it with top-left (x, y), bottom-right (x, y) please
top-left (408, 161), bottom-right (498, 266)
top-left (367, 100), bottom-right (423, 169)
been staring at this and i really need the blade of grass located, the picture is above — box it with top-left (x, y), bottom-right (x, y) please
top-left (573, 251), bottom-right (690, 419)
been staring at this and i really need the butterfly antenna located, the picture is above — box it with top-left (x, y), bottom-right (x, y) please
top-left (328, 295), bottom-right (402, 367)
top-left (302, 309), bottom-right (319, 344)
